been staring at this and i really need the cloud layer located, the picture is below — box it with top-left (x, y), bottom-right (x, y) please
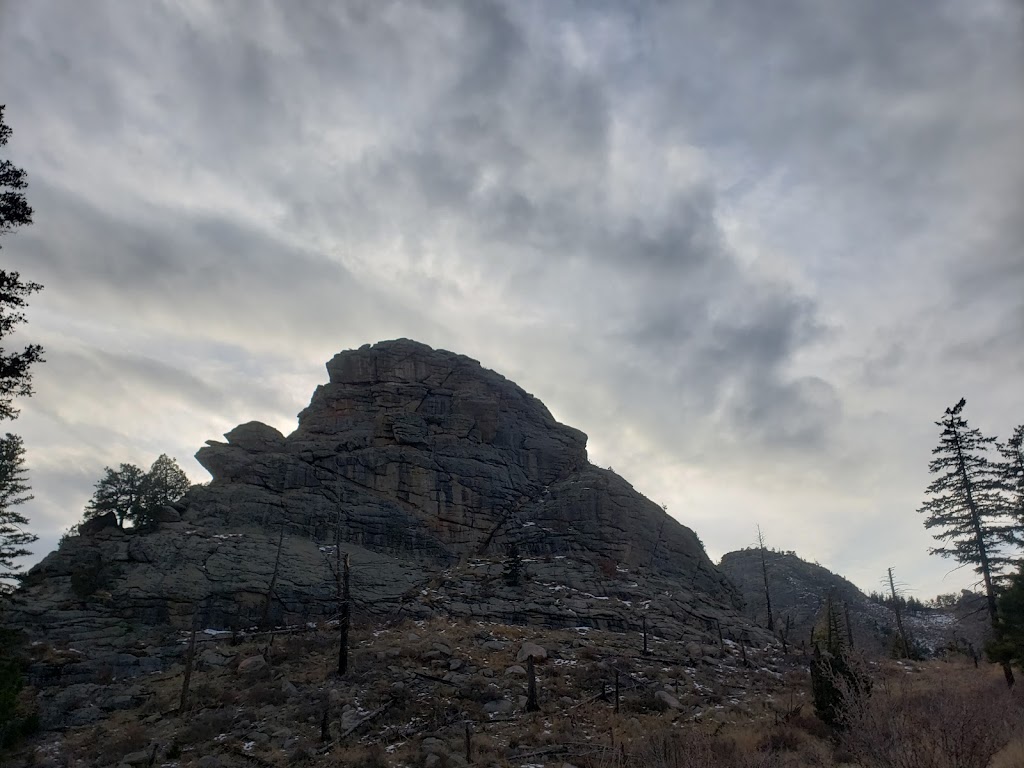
top-left (1, 0), bottom-right (1022, 596)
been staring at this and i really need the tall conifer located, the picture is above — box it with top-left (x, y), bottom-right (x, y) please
top-left (919, 398), bottom-right (1016, 686)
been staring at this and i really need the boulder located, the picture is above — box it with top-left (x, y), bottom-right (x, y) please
top-left (238, 655), bottom-right (267, 675)
top-left (516, 642), bottom-right (548, 662)
top-left (79, 512), bottom-right (119, 536)
top-left (655, 690), bottom-right (683, 710)
top-left (147, 506), bottom-right (181, 524)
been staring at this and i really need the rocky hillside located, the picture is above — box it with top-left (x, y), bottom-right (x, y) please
top-left (719, 548), bottom-right (989, 657)
top-left (10, 339), bottom-right (761, 728)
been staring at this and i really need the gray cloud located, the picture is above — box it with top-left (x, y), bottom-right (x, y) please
top-left (1, 0), bottom-right (1022, 596)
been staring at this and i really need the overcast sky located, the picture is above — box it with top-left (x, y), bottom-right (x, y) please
top-left (2, 0), bottom-right (1022, 599)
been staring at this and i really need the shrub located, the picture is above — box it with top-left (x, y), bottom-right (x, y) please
top-left (842, 674), bottom-right (1022, 768)
top-left (810, 645), bottom-right (870, 729)
top-left (0, 628), bottom-right (36, 750)
top-left (610, 726), bottom-right (783, 768)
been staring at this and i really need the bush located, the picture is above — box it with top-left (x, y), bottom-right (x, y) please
top-left (0, 628), bottom-right (36, 750)
top-left (810, 647), bottom-right (871, 730)
top-left (841, 674), bottom-right (1022, 768)
top-left (612, 727), bottom-right (783, 768)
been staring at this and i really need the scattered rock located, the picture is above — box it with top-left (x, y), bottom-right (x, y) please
top-left (483, 699), bottom-right (514, 715)
top-left (504, 665), bottom-right (527, 677)
top-left (655, 690), bottom-right (683, 710)
top-left (119, 749), bottom-right (151, 766)
top-left (200, 649), bottom-right (230, 668)
top-left (516, 642), bottom-right (548, 662)
top-left (433, 642), bottom-right (453, 657)
top-left (421, 737), bottom-right (448, 755)
top-left (237, 655), bottom-right (267, 675)
top-left (148, 505), bottom-right (181, 524)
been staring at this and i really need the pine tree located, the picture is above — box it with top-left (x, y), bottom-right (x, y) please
top-left (136, 454), bottom-right (190, 526)
top-left (810, 594), bottom-right (868, 729)
top-left (84, 456), bottom-right (191, 529)
top-left (996, 424), bottom-right (1024, 540)
top-left (1, 106), bottom-right (43, 424)
top-left (919, 398), bottom-right (1016, 686)
top-left (0, 434), bottom-right (35, 584)
top-left (987, 563), bottom-right (1024, 672)
top-left (85, 464), bottom-right (145, 528)
top-left (502, 543), bottom-right (522, 587)
top-left (757, 525), bottom-right (775, 631)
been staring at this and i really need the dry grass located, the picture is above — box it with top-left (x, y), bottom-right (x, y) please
top-left (841, 661), bottom-right (1023, 768)
top-left (13, 619), bottom-right (1024, 768)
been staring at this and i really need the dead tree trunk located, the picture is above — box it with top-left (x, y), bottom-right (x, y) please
top-left (844, 601), bottom-right (855, 649)
top-left (779, 614), bottom-right (791, 655)
top-left (526, 656), bottom-right (539, 712)
top-left (178, 610), bottom-right (199, 713)
top-left (757, 526), bottom-right (774, 631)
top-left (338, 551), bottom-right (351, 676)
top-left (261, 527), bottom-right (285, 630)
top-left (888, 567), bottom-right (911, 659)
top-left (319, 691), bottom-right (331, 743)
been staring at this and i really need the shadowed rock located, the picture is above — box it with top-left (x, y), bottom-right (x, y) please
top-left (14, 340), bottom-right (751, 701)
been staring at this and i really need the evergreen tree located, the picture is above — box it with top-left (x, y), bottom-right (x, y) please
top-left (918, 398), bottom-right (1016, 686)
top-left (996, 424), bottom-right (1024, 539)
top-left (0, 435), bottom-right (35, 584)
top-left (502, 542), bottom-right (522, 587)
top-left (85, 464), bottom-right (145, 528)
top-left (136, 454), bottom-right (190, 526)
top-left (988, 564), bottom-right (1024, 672)
top-left (0, 107), bottom-right (39, 749)
top-left (84, 456), bottom-right (190, 529)
top-left (1, 106), bottom-right (43, 424)
top-left (810, 594), bottom-right (869, 729)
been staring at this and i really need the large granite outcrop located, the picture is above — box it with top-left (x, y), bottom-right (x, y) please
top-left (719, 548), bottom-right (988, 656)
top-left (14, 340), bottom-right (754, 704)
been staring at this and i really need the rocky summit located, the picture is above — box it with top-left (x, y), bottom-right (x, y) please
top-left (11, 340), bottom-right (760, 724)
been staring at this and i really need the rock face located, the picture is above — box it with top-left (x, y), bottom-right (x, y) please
top-left (719, 548), bottom-right (870, 648)
top-left (719, 548), bottom-right (987, 656)
top-left (14, 340), bottom-right (753, 712)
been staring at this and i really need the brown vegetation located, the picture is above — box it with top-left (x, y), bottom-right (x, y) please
top-left (11, 619), bottom-right (1024, 767)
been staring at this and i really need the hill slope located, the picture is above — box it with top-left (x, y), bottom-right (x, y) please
top-left (719, 548), bottom-right (989, 656)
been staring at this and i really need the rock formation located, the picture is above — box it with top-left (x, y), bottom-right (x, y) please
top-left (719, 548), bottom-right (987, 656)
top-left (11, 340), bottom-right (760, 723)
